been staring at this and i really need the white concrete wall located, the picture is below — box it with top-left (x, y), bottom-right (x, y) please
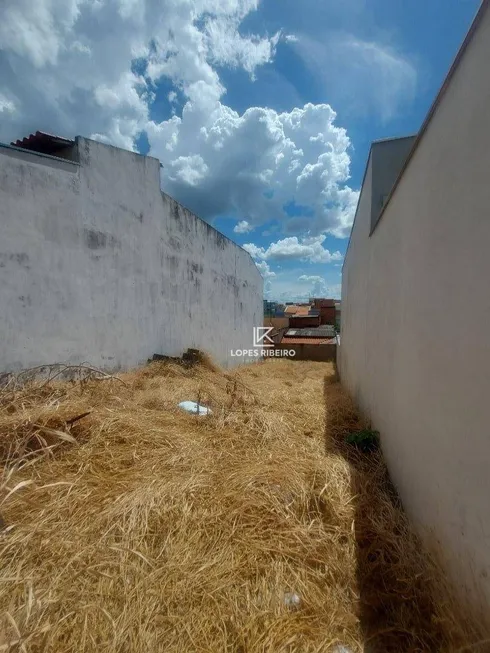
top-left (0, 137), bottom-right (262, 371)
top-left (341, 2), bottom-right (490, 616)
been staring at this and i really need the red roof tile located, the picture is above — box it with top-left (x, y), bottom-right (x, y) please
top-left (295, 306), bottom-right (311, 316)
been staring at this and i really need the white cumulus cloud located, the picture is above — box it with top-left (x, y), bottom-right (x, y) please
top-left (255, 261), bottom-right (276, 279)
top-left (298, 275), bottom-right (323, 283)
top-left (255, 261), bottom-right (276, 297)
top-left (0, 94), bottom-right (16, 114)
top-left (298, 275), bottom-right (340, 299)
top-left (0, 0), bottom-right (359, 239)
top-left (233, 220), bottom-right (254, 233)
top-left (149, 101), bottom-right (358, 237)
top-left (243, 235), bottom-right (343, 263)
top-left (0, 0), bottom-right (277, 149)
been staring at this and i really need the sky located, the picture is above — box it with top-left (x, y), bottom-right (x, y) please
top-left (0, 0), bottom-right (482, 301)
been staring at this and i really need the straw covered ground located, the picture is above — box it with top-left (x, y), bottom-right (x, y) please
top-left (0, 358), bottom-right (484, 652)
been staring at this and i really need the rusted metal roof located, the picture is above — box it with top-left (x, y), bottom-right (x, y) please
top-left (281, 337), bottom-right (337, 345)
top-left (10, 131), bottom-right (75, 155)
top-left (284, 305), bottom-right (299, 315)
top-left (289, 314), bottom-right (319, 321)
top-left (286, 326), bottom-right (336, 338)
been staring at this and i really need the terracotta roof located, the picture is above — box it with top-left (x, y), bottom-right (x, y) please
top-left (284, 304), bottom-right (320, 316)
top-left (10, 131), bottom-right (75, 155)
top-left (295, 305), bottom-right (311, 316)
top-left (281, 337), bottom-right (337, 345)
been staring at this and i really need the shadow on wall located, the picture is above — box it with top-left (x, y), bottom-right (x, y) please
top-left (323, 376), bottom-right (484, 652)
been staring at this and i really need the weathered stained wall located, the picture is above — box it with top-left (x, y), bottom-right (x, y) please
top-left (0, 137), bottom-right (263, 371)
top-left (340, 1), bottom-right (490, 616)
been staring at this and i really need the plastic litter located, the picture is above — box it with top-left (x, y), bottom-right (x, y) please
top-left (178, 401), bottom-right (212, 416)
top-left (332, 646), bottom-right (354, 653)
top-left (283, 592), bottom-right (301, 609)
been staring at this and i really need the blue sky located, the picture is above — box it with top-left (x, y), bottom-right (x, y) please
top-left (215, 0), bottom-right (481, 301)
top-left (0, 0), bottom-right (482, 301)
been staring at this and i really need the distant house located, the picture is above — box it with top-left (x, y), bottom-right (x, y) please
top-left (263, 300), bottom-right (285, 318)
top-left (311, 298), bottom-right (336, 326)
top-left (283, 304), bottom-right (309, 316)
top-left (277, 325), bottom-right (337, 361)
top-left (263, 300), bottom-right (276, 317)
top-left (282, 325), bottom-right (336, 343)
top-left (274, 300), bottom-right (337, 329)
top-left (289, 312), bottom-right (321, 328)
top-left (270, 300), bottom-right (339, 359)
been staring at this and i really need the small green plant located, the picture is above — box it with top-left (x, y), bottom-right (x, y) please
top-left (346, 429), bottom-right (380, 453)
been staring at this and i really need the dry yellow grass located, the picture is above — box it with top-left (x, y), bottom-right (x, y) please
top-left (0, 358), bottom-right (484, 652)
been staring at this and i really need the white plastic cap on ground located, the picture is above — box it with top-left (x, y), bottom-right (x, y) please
top-left (178, 401), bottom-right (212, 415)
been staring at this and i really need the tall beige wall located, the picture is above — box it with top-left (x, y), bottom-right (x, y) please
top-left (341, 2), bottom-right (490, 616)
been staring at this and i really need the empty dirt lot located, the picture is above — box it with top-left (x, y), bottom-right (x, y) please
top-left (0, 359), bottom-right (484, 652)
